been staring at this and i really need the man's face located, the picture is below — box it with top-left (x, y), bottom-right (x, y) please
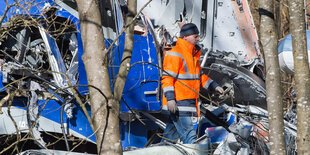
top-left (184, 34), bottom-right (199, 45)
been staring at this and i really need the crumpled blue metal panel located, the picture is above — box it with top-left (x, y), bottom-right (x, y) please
top-left (108, 32), bottom-right (161, 112)
top-left (278, 30), bottom-right (310, 54)
top-left (0, 1), bottom-right (162, 152)
top-left (121, 33), bottom-right (161, 112)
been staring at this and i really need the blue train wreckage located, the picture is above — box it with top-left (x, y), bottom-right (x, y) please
top-left (0, 0), bottom-right (297, 154)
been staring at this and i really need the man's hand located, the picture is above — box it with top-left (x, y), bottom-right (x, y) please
top-left (167, 100), bottom-right (178, 114)
top-left (215, 86), bottom-right (224, 95)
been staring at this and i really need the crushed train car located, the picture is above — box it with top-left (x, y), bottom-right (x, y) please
top-left (0, 0), bottom-right (297, 154)
top-left (278, 29), bottom-right (310, 75)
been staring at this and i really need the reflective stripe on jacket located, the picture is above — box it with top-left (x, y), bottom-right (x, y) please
top-left (162, 38), bottom-right (215, 117)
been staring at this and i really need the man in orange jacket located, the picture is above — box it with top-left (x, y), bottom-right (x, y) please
top-left (161, 23), bottom-right (224, 144)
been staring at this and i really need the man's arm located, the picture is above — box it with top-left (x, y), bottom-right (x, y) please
top-left (162, 52), bottom-right (182, 113)
top-left (200, 72), bottom-right (224, 94)
top-left (162, 52), bottom-right (183, 100)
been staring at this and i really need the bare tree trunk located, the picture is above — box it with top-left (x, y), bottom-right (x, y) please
top-left (288, 0), bottom-right (310, 154)
top-left (75, 0), bottom-right (122, 154)
top-left (114, 0), bottom-right (136, 104)
top-left (258, 0), bottom-right (286, 154)
top-left (101, 0), bottom-right (137, 154)
top-left (76, 0), bottom-right (138, 154)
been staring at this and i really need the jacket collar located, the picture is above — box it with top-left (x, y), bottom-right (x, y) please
top-left (176, 38), bottom-right (195, 55)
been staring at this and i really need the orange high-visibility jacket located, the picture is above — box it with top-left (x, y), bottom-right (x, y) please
top-left (162, 38), bottom-right (217, 117)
